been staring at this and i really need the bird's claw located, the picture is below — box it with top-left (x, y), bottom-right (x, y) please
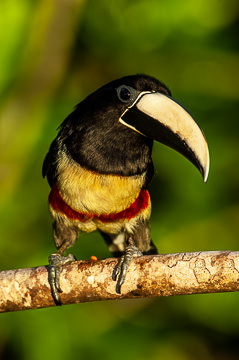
top-left (112, 244), bottom-right (142, 294)
top-left (48, 253), bottom-right (76, 305)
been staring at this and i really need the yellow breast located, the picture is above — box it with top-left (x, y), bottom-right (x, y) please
top-left (56, 151), bottom-right (146, 215)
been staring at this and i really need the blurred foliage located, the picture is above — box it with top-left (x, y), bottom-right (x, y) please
top-left (0, 0), bottom-right (239, 359)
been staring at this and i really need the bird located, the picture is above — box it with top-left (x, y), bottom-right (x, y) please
top-left (42, 74), bottom-right (209, 305)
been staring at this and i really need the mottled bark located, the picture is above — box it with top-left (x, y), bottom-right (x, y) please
top-left (1, 251), bottom-right (239, 313)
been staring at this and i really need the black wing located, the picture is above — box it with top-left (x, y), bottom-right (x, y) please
top-left (42, 139), bottom-right (59, 187)
top-left (42, 107), bottom-right (81, 187)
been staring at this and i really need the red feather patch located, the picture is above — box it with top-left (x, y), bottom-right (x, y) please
top-left (49, 184), bottom-right (149, 223)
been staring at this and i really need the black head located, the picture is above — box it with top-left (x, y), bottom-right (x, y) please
top-left (50, 74), bottom-right (209, 182)
top-left (80, 74), bottom-right (171, 119)
top-left (57, 75), bottom-right (172, 178)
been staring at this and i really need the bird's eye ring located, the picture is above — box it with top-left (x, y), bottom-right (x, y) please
top-left (116, 85), bottom-right (133, 103)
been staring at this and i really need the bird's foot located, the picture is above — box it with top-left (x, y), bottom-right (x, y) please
top-left (112, 243), bottom-right (142, 294)
top-left (48, 253), bottom-right (76, 305)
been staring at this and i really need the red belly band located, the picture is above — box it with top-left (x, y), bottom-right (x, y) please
top-left (48, 184), bottom-right (150, 223)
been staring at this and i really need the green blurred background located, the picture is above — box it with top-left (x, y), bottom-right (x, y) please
top-left (1, 0), bottom-right (239, 359)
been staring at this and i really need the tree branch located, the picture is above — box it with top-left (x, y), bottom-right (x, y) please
top-left (1, 251), bottom-right (239, 313)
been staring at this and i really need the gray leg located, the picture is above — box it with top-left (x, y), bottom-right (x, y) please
top-left (112, 237), bottom-right (143, 293)
top-left (112, 220), bottom-right (157, 294)
top-left (48, 221), bottom-right (79, 305)
top-left (133, 220), bottom-right (158, 255)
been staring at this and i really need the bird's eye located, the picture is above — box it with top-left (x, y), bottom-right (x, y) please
top-left (116, 85), bottom-right (134, 103)
top-left (119, 87), bottom-right (131, 101)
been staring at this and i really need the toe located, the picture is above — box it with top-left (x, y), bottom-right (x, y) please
top-left (48, 253), bottom-right (75, 305)
top-left (112, 244), bottom-right (143, 294)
